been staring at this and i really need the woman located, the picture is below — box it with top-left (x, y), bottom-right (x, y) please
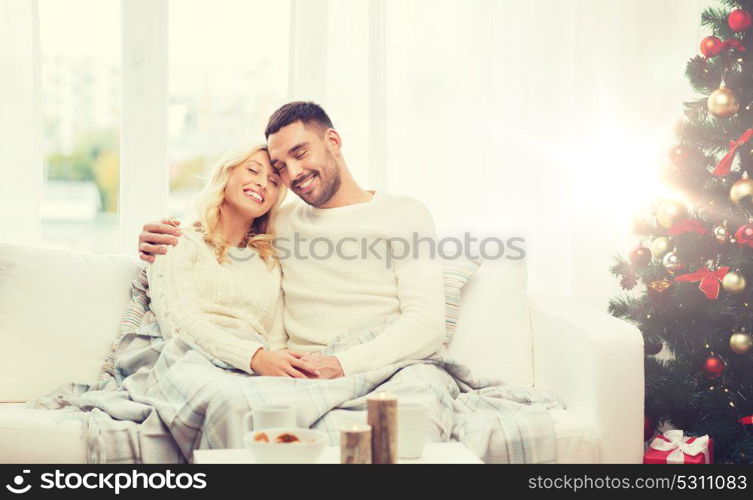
top-left (147, 143), bottom-right (317, 378)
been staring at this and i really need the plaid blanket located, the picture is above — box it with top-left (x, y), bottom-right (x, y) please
top-left (27, 270), bottom-right (563, 464)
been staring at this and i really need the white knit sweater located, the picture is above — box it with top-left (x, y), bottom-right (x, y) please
top-left (146, 226), bottom-right (286, 374)
top-left (274, 191), bottom-right (446, 375)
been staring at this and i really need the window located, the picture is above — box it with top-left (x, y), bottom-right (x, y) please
top-left (167, 0), bottom-right (290, 222)
top-left (38, 0), bottom-right (120, 253)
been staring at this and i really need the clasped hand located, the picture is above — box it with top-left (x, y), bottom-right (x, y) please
top-left (250, 349), bottom-right (344, 379)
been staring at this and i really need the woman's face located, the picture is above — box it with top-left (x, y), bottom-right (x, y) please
top-left (222, 150), bottom-right (281, 220)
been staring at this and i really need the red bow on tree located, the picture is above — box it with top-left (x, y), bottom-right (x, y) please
top-left (712, 129), bottom-right (753, 176)
top-left (674, 266), bottom-right (730, 300)
top-left (669, 219), bottom-right (709, 236)
top-left (722, 39), bottom-right (747, 52)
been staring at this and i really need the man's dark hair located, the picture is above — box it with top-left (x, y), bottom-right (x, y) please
top-left (264, 101), bottom-right (334, 139)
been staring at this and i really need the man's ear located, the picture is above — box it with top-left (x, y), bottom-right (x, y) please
top-left (324, 128), bottom-right (342, 155)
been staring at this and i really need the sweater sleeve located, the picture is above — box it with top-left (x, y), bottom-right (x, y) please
top-left (334, 201), bottom-right (445, 375)
top-left (146, 232), bottom-right (265, 374)
top-left (267, 289), bottom-right (288, 351)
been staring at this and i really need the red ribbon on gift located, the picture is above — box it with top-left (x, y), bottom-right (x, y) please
top-left (674, 266), bottom-right (730, 299)
top-left (668, 219), bottom-right (709, 236)
top-left (713, 129), bottom-right (753, 176)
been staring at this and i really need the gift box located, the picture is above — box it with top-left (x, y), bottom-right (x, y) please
top-left (643, 430), bottom-right (713, 464)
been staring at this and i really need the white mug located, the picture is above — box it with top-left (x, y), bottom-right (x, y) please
top-left (397, 402), bottom-right (429, 459)
top-left (243, 404), bottom-right (296, 431)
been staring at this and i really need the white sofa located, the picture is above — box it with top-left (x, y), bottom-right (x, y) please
top-left (0, 243), bottom-right (644, 463)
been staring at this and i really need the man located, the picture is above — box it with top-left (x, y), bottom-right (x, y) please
top-left (139, 101), bottom-right (445, 379)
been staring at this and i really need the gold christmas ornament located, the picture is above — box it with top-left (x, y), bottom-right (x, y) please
top-left (730, 174), bottom-right (753, 206)
top-left (730, 331), bottom-right (753, 354)
top-left (708, 84), bottom-right (740, 119)
top-left (651, 237), bottom-right (673, 261)
top-left (662, 251), bottom-right (683, 273)
top-left (647, 279), bottom-right (672, 294)
top-left (713, 225), bottom-right (730, 243)
top-left (656, 200), bottom-right (689, 229)
top-left (723, 270), bottom-right (747, 294)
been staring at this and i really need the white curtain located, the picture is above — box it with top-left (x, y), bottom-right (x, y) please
top-left (290, 0), bottom-right (713, 308)
top-left (0, 0), bottom-right (42, 245)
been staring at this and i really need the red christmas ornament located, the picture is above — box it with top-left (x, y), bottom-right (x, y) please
top-left (729, 9), bottom-right (752, 32)
top-left (701, 36), bottom-right (723, 57)
top-left (644, 416), bottom-right (655, 442)
top-left (703, 356), bottom-right (725, 379)
top-left (645, 339), bottom-right (663, 356)
top-left (735, 224), bottom-right (753, 248)
top-left (668, 145), bottom-right (691, 167)
top-left (630, 246), bottom-right (652, 267)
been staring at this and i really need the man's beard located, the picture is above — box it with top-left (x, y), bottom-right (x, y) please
top-left (301, 154), bottom-right (341, 207)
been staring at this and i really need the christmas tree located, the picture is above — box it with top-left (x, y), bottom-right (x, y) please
top-left (610, 1), bottom-right (753, 463)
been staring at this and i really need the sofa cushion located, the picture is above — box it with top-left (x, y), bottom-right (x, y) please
top-left (0, 403), bottom-right (87, 463)
top-left (0, 244), bottom-right (141, 402)
top-left (446, 258), bottom-right (533, 387)
top-left (442, 257), bottom-right (481, 344)
top-left (0, 403), bottom-right (182, 463)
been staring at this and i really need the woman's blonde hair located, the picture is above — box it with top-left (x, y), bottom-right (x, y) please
top-left (192, 143), bottom-right (286, 265)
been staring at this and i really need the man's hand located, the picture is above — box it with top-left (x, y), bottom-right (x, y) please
top-left (250, 349), bottom-right (320, 378)
top-left (139, 217), bottom-right (182, 263)
top-left (301, 354), bottom-right (344, 379)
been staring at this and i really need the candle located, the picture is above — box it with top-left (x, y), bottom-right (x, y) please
top-left (367, 392), bottom-right (397, 464)
top-left (340, 424), bottom-right (372, 464)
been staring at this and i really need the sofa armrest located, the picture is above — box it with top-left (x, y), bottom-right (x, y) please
top-left (528, 293), bottom-right (644, 463)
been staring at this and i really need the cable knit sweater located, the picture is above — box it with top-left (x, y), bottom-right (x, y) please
top-left (274, 191), bottom-right (446, 375)
top-left (146, 226), bottom-right (286, 374)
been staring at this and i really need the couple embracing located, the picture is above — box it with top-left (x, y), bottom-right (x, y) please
top-left (140, 101), bottom-right (446, 383)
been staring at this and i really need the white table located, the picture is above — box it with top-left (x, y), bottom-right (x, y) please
top-left (193, 442), bottom-right (483, 464)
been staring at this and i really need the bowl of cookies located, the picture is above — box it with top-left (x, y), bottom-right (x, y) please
top-left (243, 428), bottom-right (328, 464)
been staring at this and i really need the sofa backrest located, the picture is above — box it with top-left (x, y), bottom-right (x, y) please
top-left (0, 244), bottom-right (141, 402)
top-left (446, 258), bottom-right (533, 387)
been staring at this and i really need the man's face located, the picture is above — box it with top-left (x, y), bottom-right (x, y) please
top-left (267, 121), bottom-right (341, 207)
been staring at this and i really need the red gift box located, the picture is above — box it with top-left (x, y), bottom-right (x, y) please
top-left (644, 430), bottom-right (713, 464)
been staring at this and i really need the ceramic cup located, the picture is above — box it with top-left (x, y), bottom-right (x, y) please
top-left (243, 404), bottom-right (296, 431)
top-left (397, 402), bottom-right (429, 459)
